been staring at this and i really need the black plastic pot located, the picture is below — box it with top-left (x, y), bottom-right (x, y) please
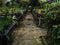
top-left (0, 23), bottom-right (16, 45)
top-left (0, 16), bottom-right (6, 18)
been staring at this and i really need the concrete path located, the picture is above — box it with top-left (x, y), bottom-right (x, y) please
top-left (12, 13), bottom-right (47, 45)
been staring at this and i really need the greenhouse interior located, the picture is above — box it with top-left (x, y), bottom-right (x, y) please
top-left (0, 0), bottom-right (60, 45)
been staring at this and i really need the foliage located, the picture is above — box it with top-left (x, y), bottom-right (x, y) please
top-left (0, 16), bottom-right (12, 32)
top-left (47, 24), bottom-right (60, 45)
top-left (0, 0), bottom-right (26, 32)
top-left (40, 1), bottom-right (60, 45)
top-left (33, 1), bottom-right (60, 45)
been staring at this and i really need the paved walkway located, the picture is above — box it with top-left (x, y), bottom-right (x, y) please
top-left (12, 13), bottom-right (47, 45)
